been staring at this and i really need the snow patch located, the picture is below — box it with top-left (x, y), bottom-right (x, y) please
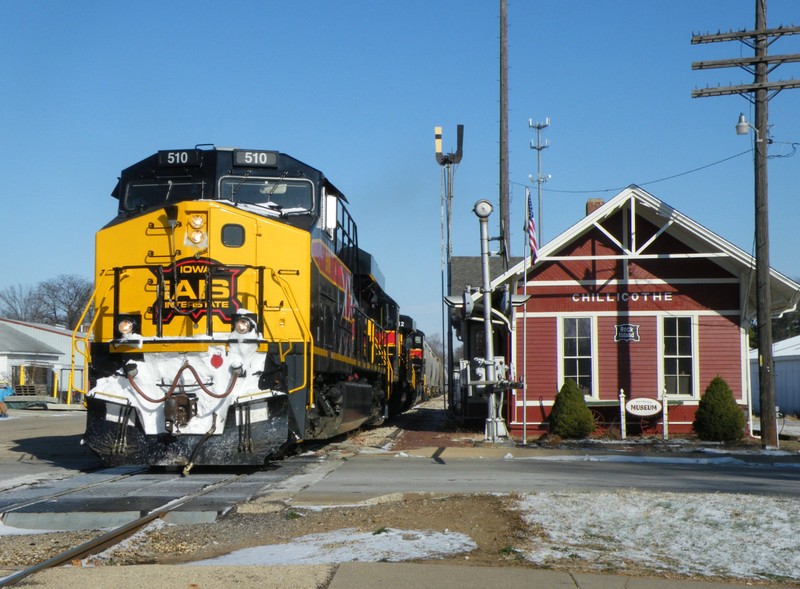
top-left (516, 489), bottom-right (800, 582)
top-left (188, 527), bottom-right (476, 566)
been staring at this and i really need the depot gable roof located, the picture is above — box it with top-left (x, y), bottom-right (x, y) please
top-left (495, 185), bottom-right (800, 320)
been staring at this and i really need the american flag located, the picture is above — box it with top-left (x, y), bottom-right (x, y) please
top-left (527, 192), bottom-right (538, 260)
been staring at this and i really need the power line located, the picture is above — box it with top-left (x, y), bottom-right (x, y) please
top-left (512, 148), bottom-right (754, 195)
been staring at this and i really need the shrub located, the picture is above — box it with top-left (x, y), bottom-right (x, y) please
top-left (693, 376), bottom-right (746, 441)
top-left (548, 379), bottom-right (595, 438)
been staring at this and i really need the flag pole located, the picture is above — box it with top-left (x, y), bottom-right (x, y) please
top-left (522, 187), bottom-right (530, 445)
top-left (522, 186), bottom-right (539, 445)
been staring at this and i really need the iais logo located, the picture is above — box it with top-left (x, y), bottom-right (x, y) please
top-left (151, 258), bottom-right (243, 324)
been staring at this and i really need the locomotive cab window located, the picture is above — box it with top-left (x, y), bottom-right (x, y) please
top-left (221, 224), bottom-right (245, 247)
top-left (221, 178), bottom-right (313, 214)
top-left (124, 180), bottom-right (208, 211)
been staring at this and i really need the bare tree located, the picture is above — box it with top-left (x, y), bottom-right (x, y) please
top-left (425, 333), bottom-right (444, 363)
top-left (1, 275), bottom-right (93, 329)
top-left (0, 283), bottom-right (39, 321)
top-left (32, 275), bottom-right (93, 329)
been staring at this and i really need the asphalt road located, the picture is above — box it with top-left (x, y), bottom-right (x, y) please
top-left (0, 407), bottom-right (98, 491)
top-left (3, 407), bottom-right (800, 505)
top-left (291, 448), bottom-right (800, 505)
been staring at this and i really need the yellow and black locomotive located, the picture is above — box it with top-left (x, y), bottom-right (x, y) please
top-left (73, 146), bottom-right (429, 470)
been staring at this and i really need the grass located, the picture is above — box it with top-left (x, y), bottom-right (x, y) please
top-left (498, 545), bottom-right (524, 560)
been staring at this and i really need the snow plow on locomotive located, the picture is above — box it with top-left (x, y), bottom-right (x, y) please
top-left (71, 146), bottom-right (433, 471)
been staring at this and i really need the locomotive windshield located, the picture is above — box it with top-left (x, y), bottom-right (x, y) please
top-left (121, 176), bottom-right (314, 215)
top-left (124, 180), bottom-right (209, 211)
top-left (220, 178), bottom-right (313, 214)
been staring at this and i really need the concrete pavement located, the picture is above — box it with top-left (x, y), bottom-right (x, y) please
top-left (13, 561), bottom-right (792, 588)
top-left (328, 562), bottom-right (781, 589)
top-left (0, 406), bottom-right (97, 492)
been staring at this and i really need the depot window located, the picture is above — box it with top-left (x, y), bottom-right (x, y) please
top-left (663, 316), bottom-right (693, 396)
top-left (563, 317), bottom-right (593, 392)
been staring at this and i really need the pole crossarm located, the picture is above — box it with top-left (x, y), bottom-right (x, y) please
top-left (692, 25), bottom-right (800, 44)
top-left (692, 53), bottom-right (800, 70)
top-left (692, 78), bottom-right (800, 98)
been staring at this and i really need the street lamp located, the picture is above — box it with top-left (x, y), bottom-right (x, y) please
top-left (736, 113), bottom-right (763, 142)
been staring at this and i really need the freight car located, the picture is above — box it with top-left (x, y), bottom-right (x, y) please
top-left (71, 146), bottom-right (425, 471)
top-left (422, 338), bottom-right (443, 399)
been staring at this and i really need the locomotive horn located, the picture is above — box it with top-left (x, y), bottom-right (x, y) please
top-left (164, 205), bottom-right (179, 229)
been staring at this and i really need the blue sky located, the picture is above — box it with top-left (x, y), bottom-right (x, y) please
top-left (2, 1), bottom-right (799, 337)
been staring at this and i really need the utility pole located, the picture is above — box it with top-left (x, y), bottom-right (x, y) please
top-left (528, 117), bottom-right (550, 246)
top-left (435, 125), bottom-right (464, 413)
top-left (498, 0), bottom-right (510, 269)
top-left (692, 0), bottom-right (800, 448)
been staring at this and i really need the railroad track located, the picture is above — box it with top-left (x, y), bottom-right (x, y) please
top-left (0, 410), bottom-right (419, 587)
top-left (0, 455), bottom-right (330, 587)
top-left (0, 474), bottom-right (247, 587)
top-left (0, 472), bottom-right (248, 587)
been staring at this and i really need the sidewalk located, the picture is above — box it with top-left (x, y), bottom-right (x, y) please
top-left (328, 562), bottom-right (783, 589)
top-left (16, 561), bottom-right (794, 589)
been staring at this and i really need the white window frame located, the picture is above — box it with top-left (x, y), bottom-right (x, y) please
top-left (659, 314), bottom-right (699, 399)
top-left (557, 315), bottom-right (599, 399)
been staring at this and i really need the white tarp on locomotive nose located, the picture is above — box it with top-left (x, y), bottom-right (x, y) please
top-left (90, 345), bottom-right (282, 436)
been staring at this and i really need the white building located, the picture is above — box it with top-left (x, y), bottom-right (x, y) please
top-left (0, 318), bottom-right (86, 403)
top-left (750, 335), bottom-right (800, 416)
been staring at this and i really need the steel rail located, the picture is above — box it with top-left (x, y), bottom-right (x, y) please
top-left (0, 473), bottom-right (245, 588)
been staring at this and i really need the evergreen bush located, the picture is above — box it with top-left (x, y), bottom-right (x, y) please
top-left (693, 376), bottom-right (746, 441)
top-left (548, 379), bottom-right (595, 438)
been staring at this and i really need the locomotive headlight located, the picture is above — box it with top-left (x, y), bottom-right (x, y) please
top-left (118, 319), bottom-right (136, 335)
top-left (189, 229), bottom-right (206, 244)
top-left (234, 317), bottom-right (254, 334)
top-left (115, 314), bottom-right (141, 339)
top-left (188, 214), bottom-right (205, 229)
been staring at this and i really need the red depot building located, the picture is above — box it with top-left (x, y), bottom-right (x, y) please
top-left (487, 186), bottom-right (800, 437)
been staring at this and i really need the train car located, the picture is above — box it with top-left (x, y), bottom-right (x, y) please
top-left (393, 314), bottom-right (422, 411)
top-left (422, 337), bottom-right (443, 399)
top-left (397, 317), bottom-right (443, 407)
top-left (72, 146), bottom-right (409, 471)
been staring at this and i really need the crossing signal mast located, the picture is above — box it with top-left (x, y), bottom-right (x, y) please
top-left (436, 125), bottom-right (464, 410)
top-left (692, 0), bottom-right (800, 448)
